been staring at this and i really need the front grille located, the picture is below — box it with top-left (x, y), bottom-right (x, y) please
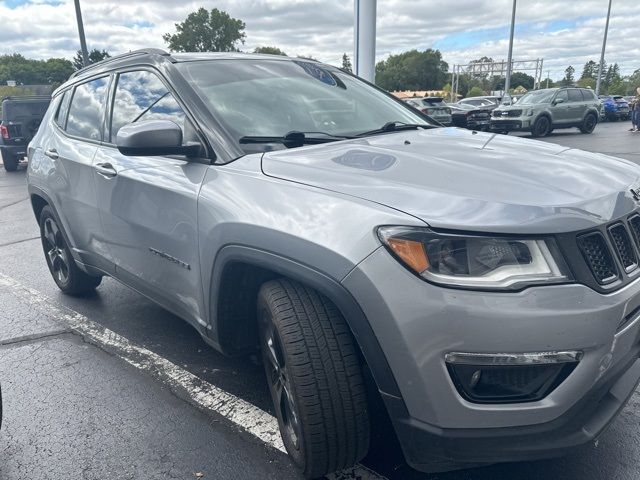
top-left (628, 215), bottom-right (640, 245)
top-left (507, 109), bottom-right (522, 117)
top-left (608, 224), bottom-right (638, 272)
top-left (577, 232), bottom-right (618, 284)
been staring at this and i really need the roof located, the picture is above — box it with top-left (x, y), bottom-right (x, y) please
top-left (57, 49), bottom-right (321, 97)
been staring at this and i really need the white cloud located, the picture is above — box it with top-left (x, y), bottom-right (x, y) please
top-left (0, 0), bottom-right (638, 79)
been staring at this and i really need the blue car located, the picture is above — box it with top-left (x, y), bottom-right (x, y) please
top-left (599, 95), bottom-right (630, 121)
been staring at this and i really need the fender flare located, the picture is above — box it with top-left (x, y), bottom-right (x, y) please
top-left (208, 244), bottom-right (403, 398)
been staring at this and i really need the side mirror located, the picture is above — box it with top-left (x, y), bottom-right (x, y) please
top-left (116, 120), bottom-right (200, 157)
top-left (553, 98), bottom-right (565, 105)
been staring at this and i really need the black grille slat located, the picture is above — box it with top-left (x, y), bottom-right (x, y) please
top-left (608, 224), bottom-right (638, 272)
top-left (577, 232), bottom-right (618, 284)
top-left (628, 215), bottom-right (640, 249)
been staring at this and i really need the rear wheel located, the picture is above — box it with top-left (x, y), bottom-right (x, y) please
top-left (257, 279), bottom-right (370, 478)
top-left (2, 154), bottom-right (19, 172)
top-left (39, 206), bottom-right (102, 295)
top-left (531, 116), bottom-right (551, 138)
top-left (580, 113), bottom-right (597, 134)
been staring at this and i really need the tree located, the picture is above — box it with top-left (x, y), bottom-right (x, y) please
top-left (494, 72), bottom-right (535, 91)
top-left (560, 65), bottom-right (575, 86)
top-left (580, 60), bottom-right (597, 80)
top-left (253, 46), bottom-right (287, 56)
top-left (375, 49), bottom-right (448, 91)
top-left (72, 49), bottom-right (110, 70)
top-left (0, 53), bottom-right (73, 86)
top-left (163, 7), bottom-right (245, 52)
top-left (341, 53), bottom-right (352, 73)
top-left (466, 86), bottom-right (486, 97)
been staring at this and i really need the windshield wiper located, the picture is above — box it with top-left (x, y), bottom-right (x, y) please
top-left (239, 131), bottom-right (354, 148)
top-left (354, 121), bottom-right (434, 138)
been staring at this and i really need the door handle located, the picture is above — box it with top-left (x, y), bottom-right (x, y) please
top-left (95, 162), bottom-right (117, 178)
top-left (44, 148), bottom-right (59, 160)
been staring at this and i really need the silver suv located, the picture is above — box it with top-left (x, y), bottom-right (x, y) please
top-left (491, 87), bottom-right (600, 137)
top-left (27, 50), bottom-right (640, 478)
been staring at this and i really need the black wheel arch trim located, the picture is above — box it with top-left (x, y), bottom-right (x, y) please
top-left (208, 244), bottom-right (403, 398)
top-left (27, 185), bottom-right (89, 268)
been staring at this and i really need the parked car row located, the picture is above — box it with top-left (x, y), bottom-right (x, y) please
top-left (404, 88), bottom-right (601, 137)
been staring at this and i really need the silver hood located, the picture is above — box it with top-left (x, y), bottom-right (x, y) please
top-left (261, 127), bottom-right (640, 233)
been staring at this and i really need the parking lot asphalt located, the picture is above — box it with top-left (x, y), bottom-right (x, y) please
top-left (1, 120), bottom-right (639, 480)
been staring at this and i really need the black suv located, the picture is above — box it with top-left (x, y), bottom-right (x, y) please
top-left (0, 96), bottom-right (51, 171)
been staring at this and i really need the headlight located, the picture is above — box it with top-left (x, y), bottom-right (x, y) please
top-left (377, 226), bottom-right (572, 290)
top-left (525, 108), bottom-right (534, 116)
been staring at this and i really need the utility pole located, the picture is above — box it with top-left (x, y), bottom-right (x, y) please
top-left (353, 0), bottom-right (377, 83)
top-left (503, 0), bottom-right (517, 96)
top-left (595, 0), bottom-right (612, 96)
top-left (74, 0), bottom-right (90, 68)
top-left (546, 70), bottom-right (550, 88)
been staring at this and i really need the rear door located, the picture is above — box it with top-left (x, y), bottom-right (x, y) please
top-left (567, 88), bottom-right (586, 123)
top-left (40, 77), bottom-right (110, 268)
top-left (92, 69), bottom-right (210, 327)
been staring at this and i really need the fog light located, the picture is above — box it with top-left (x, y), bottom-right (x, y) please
top-left (445, 351), bottom-right (582, 404)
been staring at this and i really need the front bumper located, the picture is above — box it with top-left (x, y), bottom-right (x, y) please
top-left (343, 247), bottom-right (640, 471)
top-left (490, 118), bottom-right (531, 131)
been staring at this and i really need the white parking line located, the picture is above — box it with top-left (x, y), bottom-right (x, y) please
top-left (0, 272), bottom-right (386, 480)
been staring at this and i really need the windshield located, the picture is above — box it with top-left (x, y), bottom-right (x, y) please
top-left (177, 59), bottom-right (430, 150)
top-left (516, 90), bottom-right (557, 105)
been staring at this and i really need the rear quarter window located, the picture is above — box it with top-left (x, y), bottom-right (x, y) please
top-left (66, 76), bottom-right (109, 141)
top-left (55, 91), bottom-right (72, 129)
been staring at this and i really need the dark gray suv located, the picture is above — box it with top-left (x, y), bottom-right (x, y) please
top-left (491, 87), bottom-right (600, 137)
top-left (27, 50), bottom-right (640, 478)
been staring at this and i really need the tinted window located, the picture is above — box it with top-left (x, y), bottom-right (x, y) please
top-left (568, 89), bottom-right (582, 102)
top-left (581, 89), bottom-right (596, 101)
top-left (555, 90), bottom-right (569, 103)
top-left (66, 77), bottom-right (109, 141)
top-left (110, 70), bottom-right (186, 142)
top-left (55, 91), bottom-right (72, 129)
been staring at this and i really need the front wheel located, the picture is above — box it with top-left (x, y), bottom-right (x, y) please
top-left (39, 206), bottom-right (102, 295)
top-left (531, 116), bottom-right (551, 138)
top-left (580, 113), bottom-right (597, 134)
top-left (257, 279), bottom-right (370, 478)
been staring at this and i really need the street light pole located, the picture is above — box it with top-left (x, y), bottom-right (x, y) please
top-left (595, 0), bottom-right (613, 96)
top-left (504, 0), bottom-right (517, 96)
top-left (74, 0), bottom-right (90, 68)
top-left (353, 0), bottom-right (377, 83)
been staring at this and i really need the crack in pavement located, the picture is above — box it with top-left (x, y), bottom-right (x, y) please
top-left (0, 236), bottom-right (40, 248)
top-left (0, 196), bottom-right (29, 211)
top-left (0, 329), bottom-right (73, 348)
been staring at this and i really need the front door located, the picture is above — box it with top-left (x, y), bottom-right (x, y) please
top-left (550, 89), bottom-right (571, 124)
top-left (93, 69), bottom-right (209, 328)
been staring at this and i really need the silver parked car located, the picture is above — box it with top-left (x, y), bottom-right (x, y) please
top-left (27, 50), bottom-right (640, 478)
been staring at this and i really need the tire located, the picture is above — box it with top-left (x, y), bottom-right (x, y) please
top-left (257, 279), bottom-right (370, 479)
top-left (3, 154), bottom-right (19, 172)
top-left (39, 205), bottom-right (102, 295)
top-left (580, 113), bottom-right (597, 134)
top-left (531, 116), bottom-right (551, 138)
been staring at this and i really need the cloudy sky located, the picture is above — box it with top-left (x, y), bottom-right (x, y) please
top-left (0, 0), bottom-right (638, 79)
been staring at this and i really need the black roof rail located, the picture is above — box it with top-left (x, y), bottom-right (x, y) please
top-left (70, 48), bottom-right (171, 78)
